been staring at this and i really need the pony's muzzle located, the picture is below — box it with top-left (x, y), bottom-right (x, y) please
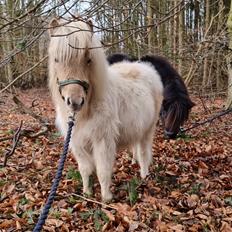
top-left (66, 97), bottom-right (85, 112)
top-left (164, 130), bottom-right (177, 139)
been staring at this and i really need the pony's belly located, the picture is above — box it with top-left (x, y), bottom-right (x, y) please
top-left (116, 98), bottom-right (156, 149)
top-left (116, 124), bottom-right (148, 150)
top-left (117, 135), bottom-right (134, 151)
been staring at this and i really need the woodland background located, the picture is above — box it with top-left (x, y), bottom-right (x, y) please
top-left (0, 0), bottom-right (231, 104)
top-left (0, 1), bottom-right (232, 231)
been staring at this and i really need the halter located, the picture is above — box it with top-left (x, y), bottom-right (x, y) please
top-left (57, 79), bottom-right (89, 95)
top-left (164, 129), bottom-right (175, 137)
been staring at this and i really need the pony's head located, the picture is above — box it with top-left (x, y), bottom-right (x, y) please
top-left (48, 17), bottom-right (100, 112)
top-left (161, 80), bottom-right (195, 139)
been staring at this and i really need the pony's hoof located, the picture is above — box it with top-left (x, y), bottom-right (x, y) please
top-left (131, 158), bottom-right (137, 165)
top-left (83, 192), bottom-right (93, 198)
top-left (140, 169), bottom-right (149, 179)
top-left (102, 192), bottom-right (113, 203)
top-left (83, 188), bottom-right (93, 197)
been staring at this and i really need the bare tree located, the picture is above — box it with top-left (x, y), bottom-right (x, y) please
top-left (226, 0), bottom-right (232, 109)
top-left (0, 0), bottom-right (230, 99)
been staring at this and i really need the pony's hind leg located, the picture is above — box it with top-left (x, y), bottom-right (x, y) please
top-left (136, 131), bottom-right (153, 179)
top-left (93, 139), bottom-right (115, 202)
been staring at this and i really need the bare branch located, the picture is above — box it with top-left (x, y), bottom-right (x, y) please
top-left (3, 121), bottom-right (23, 167)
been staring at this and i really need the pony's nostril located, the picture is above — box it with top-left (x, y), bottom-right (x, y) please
top-left (80, 97), bottom-right (84, 106)
top-left (67, 98), bottom-right (85, 111)
top-left (67, 97), bottom-right (71, 105)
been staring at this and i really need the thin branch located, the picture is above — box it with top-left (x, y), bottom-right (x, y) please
top-left (0, 0), bottom-right (47, 31)
top-left (12, 95), bottom-right (48, 125)
top-left (70, 193), bottom-right (155, 231)
top-left (71, 193), bottom-right (118, 210)
top-left (3, 121), bottom-right (23, 167)
top-left (0, 126), bottom-right (49, 142)
top-left (0, 56), bottom-right (48, 94)
top-left (0, 136), bottom-right (15, 142)
top-left (181, 108), bottom-right (232, 133)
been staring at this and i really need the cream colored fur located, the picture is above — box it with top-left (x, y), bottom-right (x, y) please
top-left (48, 18), bottom-right (163, 202)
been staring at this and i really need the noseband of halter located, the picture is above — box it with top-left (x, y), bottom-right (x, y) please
top-left (57, 79), bottom-right (89, 95)
top-left (164, 129), bottom-right (175, 136)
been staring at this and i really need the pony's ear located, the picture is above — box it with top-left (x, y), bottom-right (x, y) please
top-left (49, 18), bottom-right (60, 36)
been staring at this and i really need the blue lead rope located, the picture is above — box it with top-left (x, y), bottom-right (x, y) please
top-left (33, 116), bottom-right (75, 232)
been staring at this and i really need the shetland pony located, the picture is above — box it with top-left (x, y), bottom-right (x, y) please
top-left (107, 53), bottom-right (195, 139)
top-left (48, 18), bottom-right (163, 202)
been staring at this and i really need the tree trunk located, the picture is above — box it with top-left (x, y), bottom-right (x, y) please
top-left (178, 2), bottom-right (184, 75)
top-left (194, 0), bottom-right (200, 41)
top-left (173, 0), bottom-right (178, 62)
top-left (147, 0), bottom-right (154, 54)
top-left (216, 0), bottom-right (224, 91)
top-left (202, 0), bottom-right (210, 87)
top-left (226, 0), bottom-right (232, 109)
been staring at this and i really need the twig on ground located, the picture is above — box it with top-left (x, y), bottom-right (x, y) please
top-left (70, 193), bottom-right (118, 210)
top-left (3, 121), bottom-right (23, 166)
top-left (31, 99), bottom-right (39, 108)
top-left (69, 193), bottom-right (154, 230)
top-left (0, 135), bottom-right (14, 142)
top-left (12, 95), bottom-right (51, 137)
top-left (0, 95), bottom-right (52, 142)
top-left (0, 127), bottom-right (49, 142)
top-left (181, 108), bottom-right (232, 133)
top-left (12, 95), bottom-right (47, 125)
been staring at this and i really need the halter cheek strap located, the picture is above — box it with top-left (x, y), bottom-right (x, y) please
top-left (57, 79), bottom-right (89, 94)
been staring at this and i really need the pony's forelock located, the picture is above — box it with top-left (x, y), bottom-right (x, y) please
top-left (49, 20), bottom-right (94, 64)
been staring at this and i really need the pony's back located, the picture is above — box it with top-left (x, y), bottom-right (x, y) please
top-left (107, 53), bottom-right (137, 65)
top-left (140, 55), bottom-right (194, 106)
top-left (140, 55), bottom-right (184, 88)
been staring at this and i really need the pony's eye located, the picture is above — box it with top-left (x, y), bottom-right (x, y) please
top-left (55, 58), bottom-right (59, 63)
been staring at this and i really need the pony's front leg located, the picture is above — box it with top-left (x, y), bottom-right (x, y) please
top-left (131, 144), bottom-right (140, 164)
top-left (72, 146), bottom-right (94, 196)
top-left (93, 139), bottom-right (115, 202)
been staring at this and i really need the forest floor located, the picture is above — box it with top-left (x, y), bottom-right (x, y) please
top-left (0, 88), bottom-right (231, 232)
